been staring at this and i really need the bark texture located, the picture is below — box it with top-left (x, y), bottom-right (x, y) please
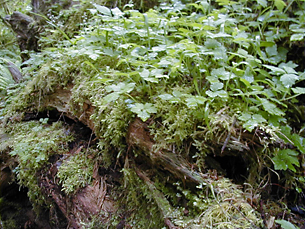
top-left (4, 12), bottom-right (39, 62)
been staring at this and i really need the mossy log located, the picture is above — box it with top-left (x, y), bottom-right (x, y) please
top-left (31, 86), bottom-right (213, 227)
top-left (38, 161), bottom-right (116, 228)
top-left (4, 12), bottom-right (39, 62)
top-left (43, 87), bottom-right (207, 186)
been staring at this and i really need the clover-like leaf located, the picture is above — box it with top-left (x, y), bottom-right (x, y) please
top-left (130, 103), bottom-right (157, 121)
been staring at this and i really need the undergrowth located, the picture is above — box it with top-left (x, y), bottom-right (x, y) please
top-left (1, 0), bottom-right (305, 228)
top-left (4, 118), bottom-right (73, 210)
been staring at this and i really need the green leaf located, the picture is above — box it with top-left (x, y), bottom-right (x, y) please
top-left (185, 96), bottom-right (206, 108)
top-left (139, 69), bottom-right (158, 83)
top-left (257, 0), bottom-right (267, 7)
top-left (260, 98), bottom-right (285, 116)
top-left (266, 45), bottom-right (278, 56)
top-left (239, 112), bottom-right (266, 131)
top-left (158, 94), bottom-right (173, 100)
top-left (238, 112), bottom-right (252, 122)
top-left (274, 0), bottom-right (286, 11)
top-left (93, 4), bottom-right (112, 16)
top-left (292, 87), bottom-right (305, 94)
top-left (291, 134), bottom-right (305, 154)
top-left (103, 92), bottom-right (120, 103)
top-left (130, 103), bottom-right (157, 121)
top-left (210, 82), bottom-right (224, 91)
top-left (275, 219), bottom-right (299, 229)
top-left (206, 90), bottom-right (228, 98)
top-left (263, 65), bottom-right (286, 75)
top-left (272, 149), bottom-right (300, 172)
top-left (211, 68), bottom-right (235, 81)
top-left (280, 74), bottom-right (298, 88)
top-left (105, 82), bottom-right (135, 93)
top-left (291, 34), bottom-right (305, 41)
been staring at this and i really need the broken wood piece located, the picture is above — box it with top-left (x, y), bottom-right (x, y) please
top-left (127, 118), bottom-right (206, 185)
top-left (135, 167), bottom-right (181, 229)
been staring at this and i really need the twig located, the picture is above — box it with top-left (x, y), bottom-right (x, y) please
top-left (221, 116), bottom-right (236, 154)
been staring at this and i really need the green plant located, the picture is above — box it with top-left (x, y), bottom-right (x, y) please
top-left (57, 149), bottom-right (94, 194)
top-left (6, 119), bottom-right (73, 209)
top-left (2, 0), bottom-right (305, 226)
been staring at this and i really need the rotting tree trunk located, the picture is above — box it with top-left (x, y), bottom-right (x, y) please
top-left (4, 11), bottom-right (39, 62)
top-left (38, 160), bottom-right (116, 228)
top-left (43, 88), bottom-right (208, 187)
top-left (34, 86), bottom-right (214, 227)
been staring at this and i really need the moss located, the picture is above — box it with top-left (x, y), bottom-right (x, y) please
top-left (56, 148), bottom-right (95, 195)
top-left (2, 118), bottom-right (74, 210)
top-left (119, 167), bottom-right (165, 228)
top-left (173, 178), bottom-right (263, 228)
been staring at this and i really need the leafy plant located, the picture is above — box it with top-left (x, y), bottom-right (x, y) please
top-left (275, 219), bottom-right (299, 229)
top-left (2, 0), bottom-right (305, 227)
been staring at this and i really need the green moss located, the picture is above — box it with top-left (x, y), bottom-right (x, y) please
top-left (119, 168), bottom-right (165, 228)
top-left (2, 118), bottom-right (74, 209)
top-left (56, 149), bottom-right (95, 195)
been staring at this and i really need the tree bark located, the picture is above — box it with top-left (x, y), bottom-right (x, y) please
top-left (4, 11), bottom-right (39, 62)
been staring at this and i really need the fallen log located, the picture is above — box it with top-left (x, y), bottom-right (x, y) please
top-left (127, 118), bottom-right (206, 185)
top-left (38, 161), bottom-right (116, 228)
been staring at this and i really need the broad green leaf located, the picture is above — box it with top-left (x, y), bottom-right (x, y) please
top-left (275, 219), bottom-right (298, 229)
top-left (280, 74), bottom-right (298, 88)
top-left (292, 87), bottom-right (305, 94)
top-left (210, 82), bottom-right (224, 91)
top-left (272, 149), bottom-right (300, 172)
top-left (263, 65), bottom-right (285, 75)
top-left (158, 94), bottom-right (173, 100)
top-left (266, 45), bottom-right (278, 56)
top-left (130, 103), bottom-right (157, 121)
top-left (111, 7), bottom-right (123, 18)
top-left (257, 0), bottom-right (267, 7)
top-left (238, 112), bottom-right (252, 122)
top-left (143, 103), bottom-right (157, 113)
top-left (140, 69), bottom-right (150, 78)
top-left (281, 65), bottom-right (297, 74)
top-left (139, 69), bottom-right (158, 82)
top-left (291, 34), bottom-right (305, 41)
top-left (93, 4), bottom-right (112, 16)
top-left (206, 90), bottom-right (228, 98)
top-left (105, 82), bottom-right (135, 93)
top-left (252, 114), bottom-right (267, 123)
top-left (291, 134), bottom-right (305, 154)
top-left (103, 92), bottom-right (120, 103)
top-left (152, 45), bottom-right (167, 52)
top-left (260, 98), bottom-right (285, 116)
top-left (274, 0), bottom-right (286, 11)
top-left (211, 68), bottom-right (235, 80)
top-left (239, 113), bottom-right (266, 131)
top-left (206, 75), bottom-right (219, 83)
top-left (185, 96), bottom-right (206, 108)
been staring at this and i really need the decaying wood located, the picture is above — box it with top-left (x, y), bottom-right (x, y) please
top-left (39, 160), bottom-right (116, 228)
top-left (4, 11), bottom-right (39, 62)
top-left (27, 86), bottom-right (211, 227)
top-left (135, 168), bottom-right (181, 229)
top-left (127, 118), bottom-right (205, 185)
top-left (42, 87), bottom-right (207, 186)
top-left (6, 61), bottom-right (23, 83)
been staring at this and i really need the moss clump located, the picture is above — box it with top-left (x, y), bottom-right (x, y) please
top-left (173, 178), bottom-right (263, 229)
top-left (118, 167), bottom-right (165, 228)
top-left (2, 118), bottom-right (74, 209)
top-left (56, 148), bottom-right (95, 195)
